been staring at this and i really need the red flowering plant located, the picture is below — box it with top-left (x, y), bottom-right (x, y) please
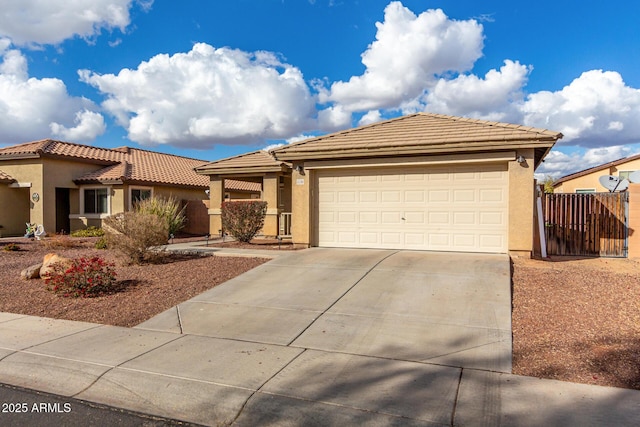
top-left (44, 257), bottom-right (117, 298)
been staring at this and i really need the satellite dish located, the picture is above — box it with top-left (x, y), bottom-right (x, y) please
top-left (599, 175), bottom-right (630, 192)
top-left (628, 170), bottom-right (640, 184)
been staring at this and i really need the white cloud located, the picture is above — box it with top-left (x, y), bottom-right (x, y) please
top-left (535, 145), bottom-right (638, 180)
top-left (80, 43), bottom-right (316, 147)
top-left (424, 60), bottom-right (530, 122)
top-left (0, 49), bottom-right (105, 143)
top-left (50, 110), bottom-right (106, 141)
top-left (0, 0), bottom-right (139, 46)
top-left (320, 2), bottom-right (484, 112)
top-left (358, 110), bottom-right (382, 126)
top-left (522, 70), bottom-right (640, 146)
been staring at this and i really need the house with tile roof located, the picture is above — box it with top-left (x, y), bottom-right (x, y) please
top-left (197, 113), bottom-right (562, 256)
top-left (553, 153), bottom-right (640, 193)
top-left (0, 140), bottom-right (256, 237)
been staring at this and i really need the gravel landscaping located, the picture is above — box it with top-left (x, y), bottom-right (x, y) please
top-left (0, 237), bottom-right (268, 327)
top-left (1, 236), bottom-right (639, 390)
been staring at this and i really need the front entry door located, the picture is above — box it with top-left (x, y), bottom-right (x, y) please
top-left (55, 188), bottom-right (71, 234)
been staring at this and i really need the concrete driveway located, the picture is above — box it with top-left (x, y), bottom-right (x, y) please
top-left (2, 248), bottom-right (639, 426)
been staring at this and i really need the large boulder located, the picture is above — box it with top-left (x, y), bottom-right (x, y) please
top-left (40, 253), bottom-right (73, 278)
top-left (21, 263), bottom-right (43, 280)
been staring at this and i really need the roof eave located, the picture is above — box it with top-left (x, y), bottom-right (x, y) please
top-left (275, 140), bottom-right (557, 161)
top-left (195, 164), bottom-right (290, 176)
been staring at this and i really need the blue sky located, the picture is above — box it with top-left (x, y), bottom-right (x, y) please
top-left (1, 0), bottom-right (640, 178)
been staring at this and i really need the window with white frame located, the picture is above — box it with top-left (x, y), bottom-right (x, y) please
top-left (82, 187), bottom-right (109, 215)
top-left (130, 186), bottom-right (152, 209)
top-left (618, 170), bottom-right (638, 180)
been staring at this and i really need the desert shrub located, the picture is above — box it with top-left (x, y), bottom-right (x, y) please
top-left (45, 257), bottom-right (116, 298)
top-left (221, 200), bottom-right (267, 243)
top-left (104, 211), bottom-right (169, 264)
top-left (71, 226), bottom-right (105, 237)
top-left (95, 237), bottom-right (108, 249)
top-left (2, 243), bottom-right (20, 251)
top-left (40, 234), bottom-right (77, 249)
top-left (135, 196), bottom-right (186, 237)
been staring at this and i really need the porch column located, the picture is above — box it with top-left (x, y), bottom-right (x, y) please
top-left (262, 173), bottom-right (279, 237)
top-left (208, 176), bottom-right (224, 237)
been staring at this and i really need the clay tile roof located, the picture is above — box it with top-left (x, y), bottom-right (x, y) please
top-left (1, 139), bottom-right (209, 188)
top-left (224, 179), bottom-right (262, 193)
top-left (0, 139), bottom-right (119, 162)
top-left (272, 113), bottom-right (563, 164)
top-left (0, 169), bottom-right (15, 183)
top-left (195, 150), bottom-right (291, 175)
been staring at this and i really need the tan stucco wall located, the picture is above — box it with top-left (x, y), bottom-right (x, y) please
top-left (0, 186), bottom-right (30, 236)
top-left (290, 165), bottom-right (312, 247)
top-left (555, 158), bottom-right (640, 193)
top-left (508, 149), bottom-right (535, 255)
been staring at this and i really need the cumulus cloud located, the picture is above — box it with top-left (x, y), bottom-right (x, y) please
top-left (0, 0), bottom-right (141, 46)
top-left (522, 70), bottom-right (640, 145)
top-left (358, 110), bottom-right (383, 126)
top-left (319, 2), bottom-right (484, 112)
top-left (0, 49), bottom-right (105, 143)
top-left (535, 145), bottom-right (638, 180)
top-left (424, 60), bottom-right (530, 122)
top-left (80, 43), bottom-right (316, 147)
top-left (50, 110), bottom-right (106, 141)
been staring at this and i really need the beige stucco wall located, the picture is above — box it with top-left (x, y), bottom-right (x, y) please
top-left (508, 148), bottom-right (535, 255)
top-left (555, 158), bottom-right (640, 193)
top-left (0, 186), bottom-right (30, 236)
top-left (291, 165), bottom-right (311, 247)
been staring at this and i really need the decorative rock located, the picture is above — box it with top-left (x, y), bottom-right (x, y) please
top-left (21, 263), bottom-right (43, 280)
top-left (40, 253), bottom-right (73, 278)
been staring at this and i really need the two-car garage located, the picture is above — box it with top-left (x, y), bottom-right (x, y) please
top-left (315, 163), bottom-right (509, 253)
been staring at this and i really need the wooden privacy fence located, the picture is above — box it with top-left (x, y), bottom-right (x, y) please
top-left (542, 192), bottom-right (628, 257)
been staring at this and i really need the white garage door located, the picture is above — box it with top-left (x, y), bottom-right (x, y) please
top-left (316, 164), bottom-right (508, 253)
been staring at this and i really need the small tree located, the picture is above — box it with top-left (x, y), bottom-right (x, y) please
top-left (221, 200), bottom-right (267, 243)
top-left (104, 212), bottom-right (169, 264)
top-left (541, 175), bottom-right (555, 194)
top-left (135, 196), bottom-right (186, 237)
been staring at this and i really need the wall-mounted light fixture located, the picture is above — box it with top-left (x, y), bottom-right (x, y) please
top-left (516, 155), bottom-right (526, 163)
top-left (295, 165), bottom-right (305, 175)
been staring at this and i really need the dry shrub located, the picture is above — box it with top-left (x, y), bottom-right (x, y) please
top-left (104, 212), bottom-right (169, 264)
top-left (39, 234), bottom-right (78, 249)
top-left (135, 196), bottom-right (186, 237)
top-left (221, 200), bottom-right (267, 243)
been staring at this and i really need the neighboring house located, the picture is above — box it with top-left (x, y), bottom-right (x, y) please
top-left (196, 113), bottom-right (562, 256)
top-left (553, 153), bottom-right (640, 193)
top-left (1, 140), bottom-right (220, 237)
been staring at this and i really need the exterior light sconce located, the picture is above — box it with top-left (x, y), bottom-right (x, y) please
top-left (516, 155), bottom-right (526, 164)
top-left (295, 165), bottom-right (305, 175)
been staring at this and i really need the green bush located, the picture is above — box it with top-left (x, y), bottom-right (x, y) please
top-left (221, 200), bottom-right (267, 243)
top-left (95, 237), bottom-right (108, 249)
top-left (2, 243), bottom-right (20, 251)
top-left (70, 226), bottom-right (105, 237)
top-left (45, 256), bottom-right (117, 298)
top-left (135, 196), bottom-right (186, 237)
top-left (104, 212), bottom-right (169, 264)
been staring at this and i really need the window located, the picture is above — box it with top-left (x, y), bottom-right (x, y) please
top-left (130, 187), bottom-right (152, 208)
top-left (576, 188), bottom-right (596, 194)
top-left (83, 188), bottom-right (109, 214)
top-left (619, 170), bottom-right (638, 180)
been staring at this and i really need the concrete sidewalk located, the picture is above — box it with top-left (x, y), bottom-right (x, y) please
top-left (0, 247), bottom-right (639, 425)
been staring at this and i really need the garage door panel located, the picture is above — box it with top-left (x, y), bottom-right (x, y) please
top-left (317, 164), bottom-right (508, 253)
